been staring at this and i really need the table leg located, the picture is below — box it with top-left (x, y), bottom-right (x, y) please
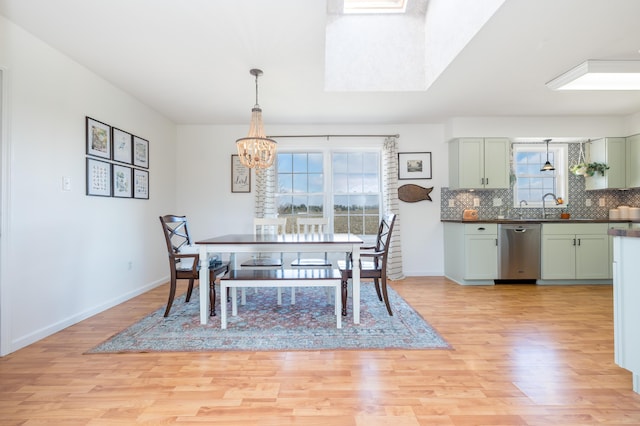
top-left (352, 244), bottom-right (360, 324)
top-left (231, 287), bottom-right (238, 316)
top-left (199, 245), bottom-right (209, 324)
top-left (335, 283), bottom-right (342, 329)
top-left (221, 281), bottom-right (228, 329)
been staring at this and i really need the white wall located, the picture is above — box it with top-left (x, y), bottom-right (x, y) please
top-left (624, 112), bottom-right (640, 136)
top-left (0, 16), bottom-right (176, 355)
top-left (175, 123), bottom-right (448, 277)
top-left (446, 116), bottom-right (628, 140)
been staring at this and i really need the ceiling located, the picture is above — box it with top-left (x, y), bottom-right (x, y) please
top-left (1, 0), bottom-right (640, 126)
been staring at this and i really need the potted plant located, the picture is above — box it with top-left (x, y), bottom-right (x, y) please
top-left (584, 162), bottom-right (610, 177)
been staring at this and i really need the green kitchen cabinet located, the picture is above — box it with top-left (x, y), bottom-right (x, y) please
top-left (448, 138), bottom-right (509, 189)
top-left (541, 223), bottom-right (609, 280)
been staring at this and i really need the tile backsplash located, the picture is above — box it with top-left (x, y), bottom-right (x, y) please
top-left (441, 142), bottom-right (640, 220)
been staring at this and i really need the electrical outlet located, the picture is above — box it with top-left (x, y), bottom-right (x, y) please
top-left (448, 199), bottom-right (455, 208)
top-left (62, 176), bottom-right (71, 191)
top-left (473, 198), bottom-right (480, 207)
top-left (599, 198), bottom-right (606, 207)
top-left (493, 198), bottom-right (503, 207)
top-left (585, 199), bottom-right (592, 207)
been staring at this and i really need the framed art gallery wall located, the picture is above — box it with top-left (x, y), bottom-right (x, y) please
top-left (85, 116), bottom-right (149, 199)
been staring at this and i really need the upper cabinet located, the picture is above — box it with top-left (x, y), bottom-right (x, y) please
top-left (626, 134), bottom-right (640, 188)
top-left (448, 138), bottom-right (510, 190)
top-left (584, 137), bottom-right (626, 190)
top-left (585, 134), bottom-right (640, 190)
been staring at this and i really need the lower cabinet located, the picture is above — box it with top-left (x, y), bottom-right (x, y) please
top-left (444, 222), bottom-right (497, 284)
top-left (541, 223), bottom-right (610, 280)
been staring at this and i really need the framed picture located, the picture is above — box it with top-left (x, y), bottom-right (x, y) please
top-left (231, 155), bottom-right (251, 193)
top-left (112, 164), bottom-right (132, 198)
top-left (133, 168), bottom-right (149, 199)
top-left (398, 152), bottom-right (432, 180)
top-left (86, 158), bottom-right (112, 196)
top-left (86, 117), bottom-right (111, 159)
top-left (133, 136), bottom-right (149, 168)
top-left (112, 128), bottom-right (133, 164)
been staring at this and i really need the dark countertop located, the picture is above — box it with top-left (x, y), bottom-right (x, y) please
top-left (608, 228), bottom-right (640, 238)
top-left (442, 219), bottom-right (633, 224)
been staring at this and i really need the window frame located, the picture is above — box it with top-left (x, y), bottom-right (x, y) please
top-left (274, 146), bottom-right (383, 241)
top-left (512, 143), bottom-right (568, 208)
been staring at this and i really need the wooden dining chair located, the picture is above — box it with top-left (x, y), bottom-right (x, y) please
top-left (338, 213), bottom-right (396, 316)
top-left (291, 217), bottom-right (331, 267)
top-left (159, 215), bottom-right (228, 317)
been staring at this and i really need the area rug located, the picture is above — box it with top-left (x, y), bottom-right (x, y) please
top-left (88, 284), bottom-right (450, 353)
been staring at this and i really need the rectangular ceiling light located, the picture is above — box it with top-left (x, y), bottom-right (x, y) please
top-left (546, 60), bottom-right (640, 90)
top-left (343, 0), bottom-right (407, 14)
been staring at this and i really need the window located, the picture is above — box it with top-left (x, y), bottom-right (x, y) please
top-left (333, 152), bottom-right (381, 237)
top-left (275, 150), bottom-right (382, 239)
top-left (513, 144), bottom-right (568, 207)
top-left (276, 153), bottom-right (324, 233)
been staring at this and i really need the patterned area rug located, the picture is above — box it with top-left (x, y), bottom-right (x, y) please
top-left (88, 284), bottom-right (450, 352)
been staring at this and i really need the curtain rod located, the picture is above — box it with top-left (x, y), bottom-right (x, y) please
top-left (267, 134), bottom-right (399, 139)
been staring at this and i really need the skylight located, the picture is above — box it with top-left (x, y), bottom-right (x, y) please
top-left (343, 0), bottom-right (407, 14)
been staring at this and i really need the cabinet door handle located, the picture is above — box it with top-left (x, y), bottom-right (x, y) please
top-left (486, 178), bottom-right (489, 185)
top-left (478, 227), bottom-right (485, 231)
top-left (573, 238), bottom-right (576, 246)
top-left (577, 238), bottom-right (581, 246)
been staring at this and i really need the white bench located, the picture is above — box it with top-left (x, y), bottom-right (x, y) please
top-left (220, 268), bottom-right (342, 329)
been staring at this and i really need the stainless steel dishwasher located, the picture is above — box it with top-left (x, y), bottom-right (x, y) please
top-left (497, 223), bottom-right (541, 282)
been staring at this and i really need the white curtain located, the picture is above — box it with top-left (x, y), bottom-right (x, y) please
top-left (254, 165), bottom-right (277, 218)
top-left (382, 137), bottom-right (405, 280)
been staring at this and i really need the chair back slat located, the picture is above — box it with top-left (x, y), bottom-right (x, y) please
top-left (159, 215), bottom-right (193, 258)
top-left (375, 213), bottom-right (396, 267)
top-left (254, 217), bottom-right (287, 236)
top-left (295, 217), bottom-right (328, 238)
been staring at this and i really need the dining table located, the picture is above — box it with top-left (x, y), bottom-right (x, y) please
top-left (195, 233), bottom-right (364, 325)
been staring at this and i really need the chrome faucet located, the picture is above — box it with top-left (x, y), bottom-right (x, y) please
top-left (519, 200), bottom-right (528, 219)
top-left (542, 193), bottom-right (559, 219)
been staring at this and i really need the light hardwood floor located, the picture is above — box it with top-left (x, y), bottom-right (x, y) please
top-left (1, 277), bottom-right (640, 425)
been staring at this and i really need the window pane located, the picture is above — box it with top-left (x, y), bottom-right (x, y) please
top-left (363, 152), bottom-right (378, 173)
top-left (333, 173), bottom-right (348, 192)
top-left (348, 174), bottom-right (363, 192)
top-left (308, 173), bottom-right (323, 192)
top-left (349, 215), bottom-right (363, 234)
top-left (333, 153), bottom-right (348, 173)
top-left (292, 153), bottom-right (307, 173)
top-left (364, 215), bottom-right (379, 234)
top-left (363, 173), bottom-right (379, 192)
top-left (309, 195), bottom-right (323, 214)
top-left (278, 174), bottom-right (292, 193)
top-left (349, 153), bottom-right (363, 173)
top-left (292, 195), bottom-right (307, 214)
top-left (364, 195), bottom-right (379, 213)
top-left (292, 174), bottom-right (308, 193)
top-left (334, 195), bottom-right (349, 213)
top-left (334, 215), bottom-right (348, 233)
top-left (308, 153), bottom-right (323, 173)
top-left (278, 153), bottom-right (292, 173)
top-left (277, 196), bottom-right (293, 215)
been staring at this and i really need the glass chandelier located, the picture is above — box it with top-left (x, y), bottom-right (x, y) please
top-left (236, 69), bottom-right (277, 169)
